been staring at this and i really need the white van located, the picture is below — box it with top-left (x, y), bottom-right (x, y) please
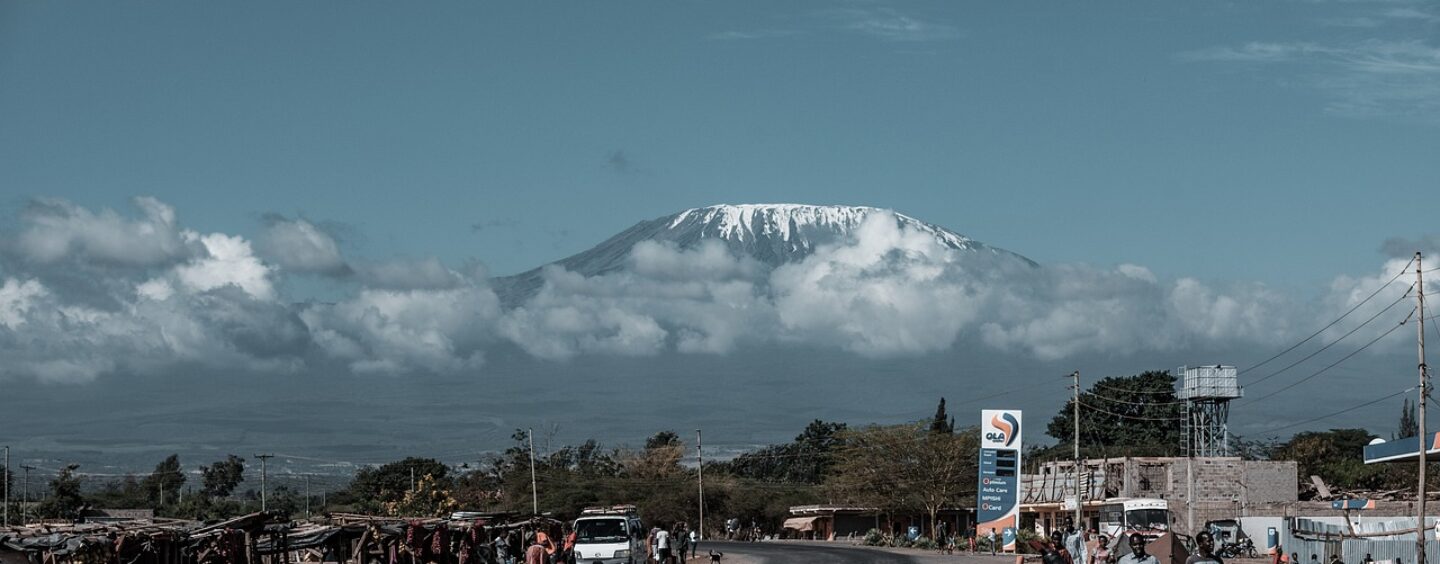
top-left (572, 505), bottom-right (644, 564)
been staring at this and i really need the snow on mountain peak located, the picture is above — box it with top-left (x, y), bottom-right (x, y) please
top-left (493, 203), bottom-right (1033, 306)
top-left (668, 203), bottom-right (975, 250)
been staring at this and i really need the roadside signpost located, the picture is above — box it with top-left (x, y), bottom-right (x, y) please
top-left (977, 409), bottom-right (1023, 552)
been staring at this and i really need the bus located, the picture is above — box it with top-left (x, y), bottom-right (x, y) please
top-left (1097, 498), bottom-right (1169, 540)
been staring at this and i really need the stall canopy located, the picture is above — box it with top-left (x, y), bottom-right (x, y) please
top-left (782, 517), bottom-right (820, 532)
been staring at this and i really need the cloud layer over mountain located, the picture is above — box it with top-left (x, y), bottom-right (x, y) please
top-left (0, 197), bottom-right (1422, 383)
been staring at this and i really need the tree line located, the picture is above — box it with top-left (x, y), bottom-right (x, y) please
top-left (7, 369), bottom-right (1427, 531)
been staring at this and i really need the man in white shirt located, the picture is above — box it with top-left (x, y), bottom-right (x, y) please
top-left (656, 527), bottom-right (671, 563)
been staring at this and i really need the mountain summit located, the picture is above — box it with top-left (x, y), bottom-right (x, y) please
top-left (494, 204), bottom-right (1034, 304)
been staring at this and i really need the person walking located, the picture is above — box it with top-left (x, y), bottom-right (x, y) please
top-left (675, 524), bottom-right (689, 562)
top-left (989, 528), bottom-right (998, 556)
top-left (689, 527), bottom-right (699, 560)
top-left (656, 525), bottom-right (672, 564)
top-left (1186, 531), bottom-right (1224, 564)
top-left (1066, 525), bottom-right (1087, 564)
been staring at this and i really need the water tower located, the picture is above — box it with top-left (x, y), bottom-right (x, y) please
top-left (1177, 365), bottom-right (1243, 457)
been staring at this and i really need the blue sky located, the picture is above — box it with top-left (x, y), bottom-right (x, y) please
top-left (3, 1), bottom-right (1437, 284)
top-left (2, 1), bottom-right (1439, 466)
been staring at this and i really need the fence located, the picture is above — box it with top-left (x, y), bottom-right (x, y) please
top-left (1280, 517), bottom-right (1440, 564)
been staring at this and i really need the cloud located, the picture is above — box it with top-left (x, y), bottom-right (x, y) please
top-left (1181, 40), bottom-right (1440, 122)
top-left (1378, 235), bottom-right (1440, 257)
top-left (820, 7), bottom-right (960, 42)
top-left (0, 197), bottom-right (1420, 385)
top-left (708, 30), bottom-right (801, 41)
top-left (256, 215), bottom-right (350, 276)
top-left (605, 150), bottom-right (636, 175)
top-left (7, 196), bottom-right (193, 266)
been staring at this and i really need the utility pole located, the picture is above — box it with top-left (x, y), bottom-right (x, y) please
top-left (4, 445), bottom-right (9, 527)
top-left (410, 466), bottom-right (415, 492)
top-left (528, 428), bottom-right (538, 515)
top-left (255, 454), bottom-right (274, 512)
top-left (697, 429), bottom-right (706, 540)
top-left (1071, 370), bottom-right (1082, 529)
top-left (305, 474), bottom-right (312, 517)
top-left (1417, 251), bottom-right (1429, 564)
top-left (21, 465), bottom-right (33, 525)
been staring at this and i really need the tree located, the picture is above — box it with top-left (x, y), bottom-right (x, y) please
top-left (201, 455), bottom-right (246, 498)
top-left (722, 420), bottom-right (848, 484)
top-left (37, 464), bottom-right (85, 520)
top-left (931, 398), bottom-right (954, 435)
top-left (1398, 398), bottom-right (1418, 439)
top-left (1045, 370), bottom-right (1183, 459)
top-left (348, 457), bottom-right (451, 511)
top-left (386, 474), bottom-right (458, 517)
top-left (827, 423), bottom-right (979, 538)
top-left (142, 454), bottom-right (185, 506)
top-left (1272, 429), bottom-right (1403, 492)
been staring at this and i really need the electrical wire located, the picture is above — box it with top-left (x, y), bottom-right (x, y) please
top-left (1245, 284), bottom-right (1414, 388)
top-left (1075, 401), bottom-right (1185, 422)
top-left (1238, 309), bottom-right (1414, 407)
top-left (1239, 257), bottom-right (1414, 376)
top-left (1238, 386), bottom-right (1416, 438)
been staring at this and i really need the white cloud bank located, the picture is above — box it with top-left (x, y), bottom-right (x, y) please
top-left (0, 197), bottom-right (1419, 383)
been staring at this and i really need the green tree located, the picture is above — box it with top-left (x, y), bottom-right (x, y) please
top-left (1045, 370), bottom-right (1183, 459)
top-left (201, 455), bottom-right (246, 498)
top-left (827, 423), bottom-right (979, 538)
top-left (142, 454), bottom-right (185, 506)
top-left (1398, 398), bottom-right (1418, 439)
top-left (347, 457), bottom-right (451, 511)
top-left (930, 398), bottom-right (954, 435)
top-left (722, 420), bottom-right (848, 484)
top-left (36, 464), bottom-right (85, 520)
top-left (1272, 429), bottom-right (1402, 492)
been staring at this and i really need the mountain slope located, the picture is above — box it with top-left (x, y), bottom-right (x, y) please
top-left (493, 204), bottom-right (1035, 305)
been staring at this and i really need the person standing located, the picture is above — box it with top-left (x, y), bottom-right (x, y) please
top-left (1187, 531), bottom-right (1224, 564)
top-left (689, 527), bottom-right (699, 560)
top-left (989, 528), bottom-right (998, 556)
top-left (1117, 535), bottom-right (1158, 564)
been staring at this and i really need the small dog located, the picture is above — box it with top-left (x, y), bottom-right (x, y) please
top-left (708, 550), bottom-right (724, 563)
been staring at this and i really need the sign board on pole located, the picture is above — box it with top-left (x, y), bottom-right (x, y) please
top-left (977, 409), bottom-right (1023, 552)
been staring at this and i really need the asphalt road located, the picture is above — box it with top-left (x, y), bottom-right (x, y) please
top-left (698, 540), bottom-right (960, 564)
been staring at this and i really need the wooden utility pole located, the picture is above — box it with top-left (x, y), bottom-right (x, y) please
top-left (4, 445), bottom-right (9, 527)
top-left (697, 429), bottom-right (706, 540)
top-left (528, 428), bottom-right (538, 515)
top-left (20, 465), bottom-right (32, 524)
top-left (255, 454), bottom-right (274, 512)
top-left (1072, 370), bottom-right (1083, 529)
top-left (1418, 252), bottom-right (1430, 564)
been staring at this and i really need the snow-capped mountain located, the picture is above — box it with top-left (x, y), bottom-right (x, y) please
top-left (493, 204), bottom-right (1035, 304)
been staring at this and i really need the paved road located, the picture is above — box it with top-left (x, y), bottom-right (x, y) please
top-left (699, 540), bottom-right (996, 564)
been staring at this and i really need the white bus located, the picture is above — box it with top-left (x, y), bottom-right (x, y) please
top-left (1097, 498), bottom-right (1169, 540)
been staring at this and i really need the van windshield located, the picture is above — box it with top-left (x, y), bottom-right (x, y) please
top-left (576, 519), bottom-right (628, 543)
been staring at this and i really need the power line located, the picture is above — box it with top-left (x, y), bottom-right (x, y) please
top-left (1245, 285), bottom-right (1414, 388)
top-left (1076, 400), bottom-right (1186, 422)
top-left (1238, 310), bottom-right (1414, 407)
top-left (1237, 386), bottom-right (1416, 438)
top-left (1240, 257), bottom-right (1414, 376)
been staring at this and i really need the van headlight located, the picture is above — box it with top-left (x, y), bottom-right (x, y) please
top-left (614, 549), bottom-right (630, 558)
